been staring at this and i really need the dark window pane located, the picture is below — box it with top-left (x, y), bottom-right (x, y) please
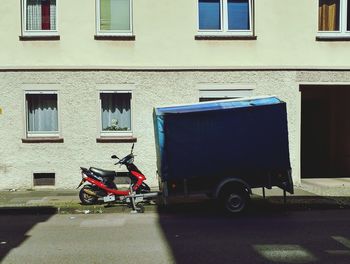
top-left (33, 173), bottom-right (55, 186)
top-left (228, 0), bottom-right (250, 30)
top-left (199, 0), bottom-right (221, 30)
top-left (347, 0), bottom-right (350, 31)
top-left (319, 0), bottom-right (340, 31)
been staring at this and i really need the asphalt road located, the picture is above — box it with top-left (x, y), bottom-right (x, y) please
top-left (1, 205), bottom-right (350, 264)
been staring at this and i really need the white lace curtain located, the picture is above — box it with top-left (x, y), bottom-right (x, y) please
top-left (101, 93), bottom-right (131, 131)
top-left (26, 0), bottom-right (56, 30)
top-left (27, 94), bottom-right (58, 132)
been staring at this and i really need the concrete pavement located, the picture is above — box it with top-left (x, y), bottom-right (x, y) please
top-left (2, 208), bottom-right (350, 263)
top-left (1, 179), bottom-right (350, 214)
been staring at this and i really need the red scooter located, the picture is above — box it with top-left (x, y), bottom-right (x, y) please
top-left (77, 144), bottom-right (158, 212)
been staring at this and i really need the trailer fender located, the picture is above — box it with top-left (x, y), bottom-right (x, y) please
top-left (214, 178), bottom-right (252, 199)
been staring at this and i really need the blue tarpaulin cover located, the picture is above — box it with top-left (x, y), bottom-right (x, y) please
top-left (153, 96), bottom-right (291, 181)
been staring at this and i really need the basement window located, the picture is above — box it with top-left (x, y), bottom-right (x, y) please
top-left (199, 88), bottom-right (253, 102)
top-left (33, 173), bottom-right (55, 186)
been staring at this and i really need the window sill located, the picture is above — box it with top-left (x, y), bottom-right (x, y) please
top-left (94, 35), bottom-right (136, 41)
top-left (195, 35), bottom-right (257, 41)
top-left (96, 136), bottom-right (137, 143)
top-left (316, 36), bottom-right (350, 41)
top-left (19, 35), bottom-right (60, 41)
top-left (22, 137), bottom-right (64, 143)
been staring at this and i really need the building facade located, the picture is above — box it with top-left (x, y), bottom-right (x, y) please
top-left (1, 0), bottom-right (350, 189)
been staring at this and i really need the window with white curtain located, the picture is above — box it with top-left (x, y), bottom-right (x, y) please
top-left (22, 0), bottom-right (57, 35)
top-left (25, 92), bottom-right (59, 137)
top-left (100, 91), bottom-right (132, 136)
top-left (96, 0), bottom-right (132, 35)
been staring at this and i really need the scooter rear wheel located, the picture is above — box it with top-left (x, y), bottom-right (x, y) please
top-left (79, 185), bottom-right (98, 205)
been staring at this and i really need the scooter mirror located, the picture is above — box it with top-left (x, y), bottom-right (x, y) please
top-left (111, 155), bottom-right (119, 159)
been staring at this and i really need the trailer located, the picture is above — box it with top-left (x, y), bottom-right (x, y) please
top-left (153, 96), bottom-right (294, 213)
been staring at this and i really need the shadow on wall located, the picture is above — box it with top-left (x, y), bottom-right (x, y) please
top-left (157, 196), bottom-right (350, 264)
top-left (0, 207), bottom-right (56, 262)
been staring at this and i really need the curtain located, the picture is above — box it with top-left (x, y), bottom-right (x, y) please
top-left (50, 1), bottom-right (56, 30)
top-left (100, 0), bottom-right (130, 31)
top-left (26, 0), bottom-right (41, 30)
top-left (27, 94), bottom-right (58, 132)
top-left (319, 0), bottom-right (339, 31)
top-left (101, 93), bottom-right (131, 131)
top-left (26, 0), bottom-right (56, 30)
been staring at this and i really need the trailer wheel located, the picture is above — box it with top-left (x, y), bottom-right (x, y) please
top-left (136, 203), bottom-right (145, 213)
top-left (220, 187), bottom-right (249, 214)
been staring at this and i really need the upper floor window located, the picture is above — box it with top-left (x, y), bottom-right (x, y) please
top-left (318, 0), bottom-right (350, 37)
top-left (198, 0), bottom-right (253, 36)
top-left (22, 0), bottom-right (58, 36)
top-left (96, 0), bottom-right (133, 36)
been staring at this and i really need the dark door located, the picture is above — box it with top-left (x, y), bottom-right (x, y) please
top-left (301, 85), bottom-right (350, 178)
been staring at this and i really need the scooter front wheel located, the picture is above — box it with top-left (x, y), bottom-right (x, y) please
top-left (79, 185), bottom-right (98, 205)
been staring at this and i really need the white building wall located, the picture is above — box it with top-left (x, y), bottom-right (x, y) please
top-left (1, 1), bottom-right (350, 189)
top-left (2, 70), bottom-right (350, 189)
top-left (0, 1), bottom-right (349, 69)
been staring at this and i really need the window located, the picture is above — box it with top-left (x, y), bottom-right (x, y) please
top-left (25, 91), bottom-right (59, 137)
top-left (100, 91), bottom-right (132, 136)
top-left (22, 0), bottom-right (58, 36)
top-left (318, 0), bottom-right (350, 37)
top-left (199, 89), bottom-right (253, 102)
top-left (33, 173), bottom-right (55, 186)
top-left (96, 0), bottom-right (132, 35)
top-left (198, 0), bottom-right (253, 36)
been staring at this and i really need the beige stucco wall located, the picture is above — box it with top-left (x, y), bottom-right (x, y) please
top-left (1, 1), bottom-right (350, 68)
top-left (2, 70), bottom-right (350, 190)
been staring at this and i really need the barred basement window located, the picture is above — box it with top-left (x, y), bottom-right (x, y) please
top-left (33, 173), bottom-right (55, 186)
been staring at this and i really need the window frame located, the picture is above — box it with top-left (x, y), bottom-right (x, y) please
top-left (198, 83), bottom-right (255, 101)
top-left (197, 0), bottom-right (253, 36)
top-left (99, 90), bottom-right (134, 137)
top-left (317, 0), bottom-right (350, 37)
top-left (24, 90), bottom-right (60, 138)
top-left (96, 0), bottom-right (133, 36)
top-left (21, 0), bottom-right (59, 37)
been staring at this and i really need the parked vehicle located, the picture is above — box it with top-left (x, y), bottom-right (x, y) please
top-left (77, 144), bottom-right (158, 212)
top-left (153, 96), bottom-right (294, 213)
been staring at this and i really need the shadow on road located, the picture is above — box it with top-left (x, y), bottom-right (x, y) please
top-left (157, 196), bottom-right (350, 264)
top-left (0, 207), bottom-right (57, 262)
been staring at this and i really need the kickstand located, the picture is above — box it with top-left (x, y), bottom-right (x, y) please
top-left (129, 188), bottom-right (138, 213)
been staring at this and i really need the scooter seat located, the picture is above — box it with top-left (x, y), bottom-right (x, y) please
top-left (90, 167), bottom-right (116, 178)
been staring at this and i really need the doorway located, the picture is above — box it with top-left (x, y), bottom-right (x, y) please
top-left (301, 85), bottom-right (350, 178)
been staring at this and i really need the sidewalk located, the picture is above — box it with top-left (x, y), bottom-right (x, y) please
top-left (1, 182), bottom-right (350, 214)
top-left (0, 189), bottom-right (138, 214)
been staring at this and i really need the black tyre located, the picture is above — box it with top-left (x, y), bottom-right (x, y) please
top-left (220, 187), bottom-right (249, 214)
top-left (79, 185), bottom-right (98, 205)
top-left (136, 203), bottom-right (145, 213)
